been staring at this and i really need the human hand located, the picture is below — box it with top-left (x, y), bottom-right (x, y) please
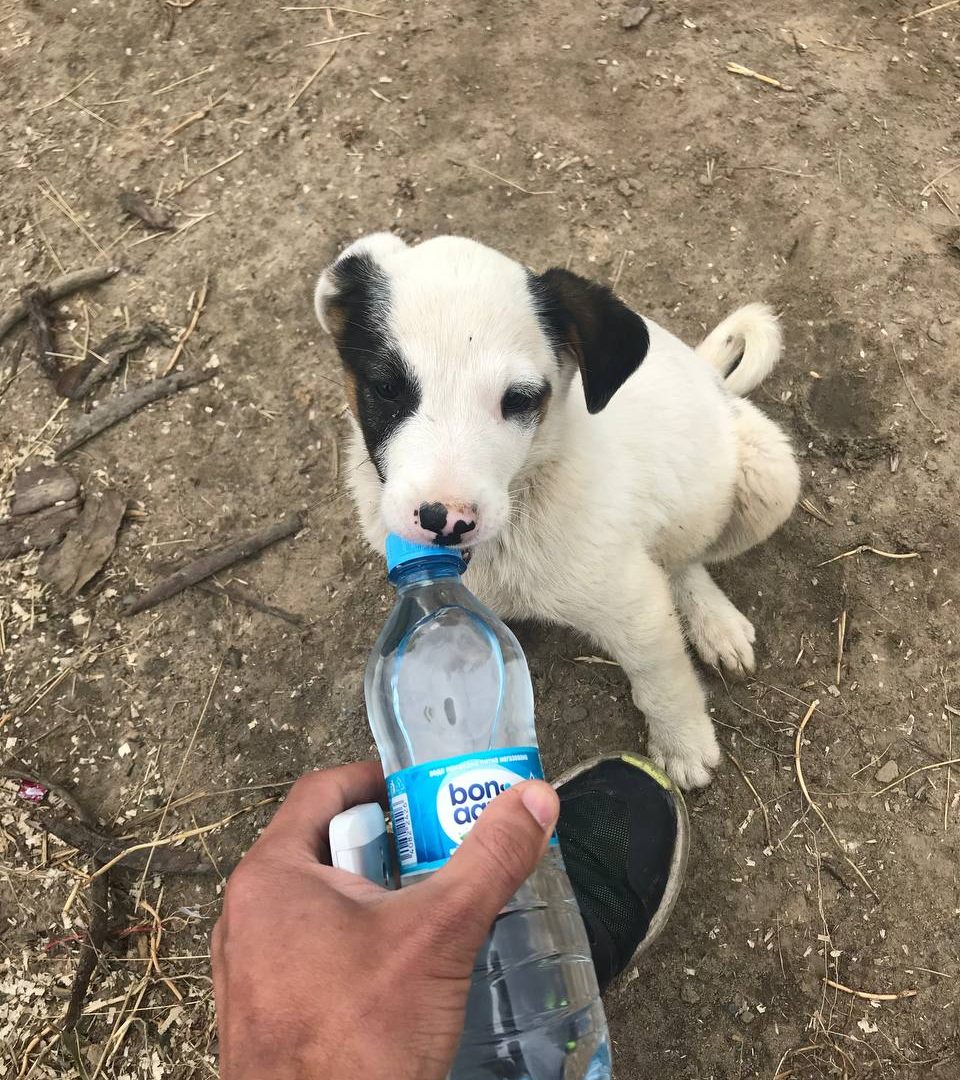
top-left (211, 760), bottom-right (560, 1080)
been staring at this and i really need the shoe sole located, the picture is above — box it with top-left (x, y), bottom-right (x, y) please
top-left (552, 751), bottom-right (690, 978)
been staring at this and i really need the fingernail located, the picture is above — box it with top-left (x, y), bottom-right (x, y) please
top-left (520, 782), bottom-right (560, 832)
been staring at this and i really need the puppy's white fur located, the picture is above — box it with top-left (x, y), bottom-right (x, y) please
top-left (316, 235), bottom-right (800, 788)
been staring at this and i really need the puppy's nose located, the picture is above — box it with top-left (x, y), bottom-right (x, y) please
top-left (416, 501), bottom-right (477, 545)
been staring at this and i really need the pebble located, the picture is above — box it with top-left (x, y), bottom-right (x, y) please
top-left (681, 983), bottom-right (701, 1004)
top-left (621, 4), bottom-right (651, 30)
top-left (927, 323), bottom-right (946, 344)
top-left (616, 179), bottom-right (633, 198)
top-left (875, 760), bottom-right (899, 784)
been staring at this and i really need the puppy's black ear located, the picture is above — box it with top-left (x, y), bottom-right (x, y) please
top-left (315, 232), bottom-right (408, 335)
top-left (530, 268), bottom-right (649, 413)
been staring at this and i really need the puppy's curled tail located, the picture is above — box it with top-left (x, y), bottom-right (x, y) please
top-left (696, 302), bottom-right (782, 396)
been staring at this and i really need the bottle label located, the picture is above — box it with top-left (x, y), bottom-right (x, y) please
top-left (386, 747), bottom-right (556, 877)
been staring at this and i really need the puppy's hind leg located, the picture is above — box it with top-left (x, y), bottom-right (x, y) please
top-left (672, 563), bottom-right (756, 675)
top-left (705, 399), bottom-right (800, 564)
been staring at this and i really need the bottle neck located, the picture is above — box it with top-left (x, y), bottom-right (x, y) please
top-left (390, 557), bottom-right (463, 590)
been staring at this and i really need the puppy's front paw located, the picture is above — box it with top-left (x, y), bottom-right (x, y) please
top-left (686, 600), bottom-right (756, 676)
top-left (649, 719), bottom-right (721, 789)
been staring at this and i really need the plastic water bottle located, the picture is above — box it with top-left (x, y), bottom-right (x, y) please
top-left (364, 535), bottom-right (612, 1079)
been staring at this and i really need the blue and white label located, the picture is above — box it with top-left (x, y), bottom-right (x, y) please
top-left (386, 747), bottom-right (554, 877)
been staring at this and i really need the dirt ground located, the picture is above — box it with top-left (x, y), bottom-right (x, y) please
top-left (1, 1), bottom-right (959, 1077)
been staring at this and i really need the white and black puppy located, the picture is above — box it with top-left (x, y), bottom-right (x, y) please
top-left (315, 233), bottom-right (799, 787)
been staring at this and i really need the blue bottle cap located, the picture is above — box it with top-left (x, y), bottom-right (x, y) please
top-left (385, 533), bottom-right (466, 580)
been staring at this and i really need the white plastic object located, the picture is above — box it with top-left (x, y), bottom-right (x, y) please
top-left (329, 803), bottom-right (394, 889)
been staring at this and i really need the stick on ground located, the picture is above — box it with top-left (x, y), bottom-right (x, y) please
top-left (124, 511), bottom-right (304, 616)
top-left (55, 366), bottom-right (215, 458)
top-left (794, 700), bottom-right (879, 897)
top-left (43, 817), bottom-right (220, 876)
top-left (1, 768), bottom-right (110, 1034)
top-left (198, 577), bottom-right (305, 627)
top-left (0, 266), bottom-right (120, 345)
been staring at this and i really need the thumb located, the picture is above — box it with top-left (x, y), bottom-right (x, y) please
top-left (417, 780), bottom-right (559, 955)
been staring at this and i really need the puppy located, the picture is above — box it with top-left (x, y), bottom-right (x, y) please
top-left (315, 233), bottom-right (799, 787)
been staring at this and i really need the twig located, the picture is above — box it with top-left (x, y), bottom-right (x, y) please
top-left (815, 39), bottom-right (861, 52)
top-left (726, 61), bottom-right (794, 91)
top-left (283, 4), bottom-right (385, 13)
top-left (37, 180), bottom-right (107, 256)
top-left (921, 161), bottom-right (960, 196)
top-left (611, 250), bottom-right (628, 292)
top-left (161, 274), bottom-right (209, 375)
top-left (732, 164), bottom-right (817, 177)
top-left (306, 30), bottom-right (370, 44)
top-left (197, 578), bottom-right (305, 627)
top-left (900, 0), bottom-right (960, 21)
top-left (448, 158), bottom-right (557, 196)
top-left (63, 94), bottom-right (115, 127)
top-left (1, 769), bottom-right (110, 1036)
top-left (872, 757), bottom-right (960, 797)
top-left (892, 343), bottom-right (939, 430)
top-left (20, 284), bottom-right (59, 378)
top-left (56, 366), bottom-right (215, 458)
top-left (86, 797), bottom-right (278, 881)
top-left (57, 322), bottom-right (172, 400)
top-left (836, 609), bottom-right (847, 687)
top-left (824, 978), bottom-right (917, 1001)
top-left (42, 817), bottom-right (218, 875)
top-left (794, 700), bottom-right (879, 897)
top-left (287, 47), bottom-right (339, 111)
top-left (174, 149), bottom-right (245, 194)
top-left (123, 511), bottom-right (304, 616)
top-left (160, 93), bottom-right (226, 142)
top-left (151, 64), bottom-right (214, 96)
top-left (724, 746), bottom-right (773, 847)
top-left (1, 768), bottom-right (90, 821)
top-left (30, 72), bottom-right (95, 113)
top-left (816, 545), bottom-right (919, 567)
top-left (799, 496), bottom-right (833, 525)
top-left (0, 265), bottom-right (119, 345)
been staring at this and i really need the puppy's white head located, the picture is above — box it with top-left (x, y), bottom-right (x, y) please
top-left (315, 233), bottom-right (649, 549)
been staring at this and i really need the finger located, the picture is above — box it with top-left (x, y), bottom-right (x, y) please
top-left (413, 780), bottom-right (559, 954)
top-left (255, 760), bottom-right (386, 862)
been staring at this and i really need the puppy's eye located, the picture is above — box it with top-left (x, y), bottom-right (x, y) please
top-left (373, 378), bottom-right (402, 402)
top-left (501, 383), bottom-right (548, 420)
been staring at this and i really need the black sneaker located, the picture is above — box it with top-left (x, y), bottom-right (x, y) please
top-left (553, 753), bottom-right (689, 993)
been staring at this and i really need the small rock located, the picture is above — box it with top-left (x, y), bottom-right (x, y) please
top-left (740, 1008), bottom-right (756, 1025)
top-left (616, 179), bottom-right (633, 198)
top-left (927, 323), bottom-right (946, 345)
top-left (875, 760), bottom-right (899, 784)
top-left (621, 4), bottom-right (651, 29)
top-left (681, 983), bottom-right (701, 1004)
top-left (924, 458), bottom-right (939, 472)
